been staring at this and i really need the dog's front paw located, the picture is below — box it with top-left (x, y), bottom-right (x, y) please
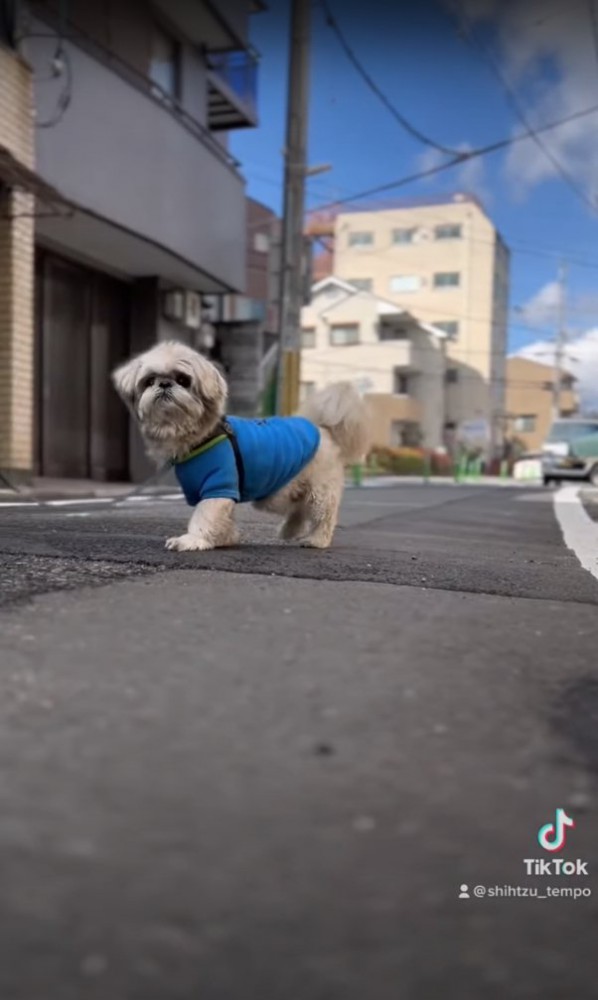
top-left (165, 533), bottom-right (213, 552)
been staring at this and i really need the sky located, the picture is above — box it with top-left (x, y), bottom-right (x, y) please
top-left (231, 0), bottom-right (598, 410)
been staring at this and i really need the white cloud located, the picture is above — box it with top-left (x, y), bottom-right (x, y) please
top-left (448, 0), bottom-right (598, 204)
top-left (416, 142), bottom-right (491, 204)
top-left (517, 280), bottom-right (561, 328)
top-left (517, 328), bottom-right (598, 411)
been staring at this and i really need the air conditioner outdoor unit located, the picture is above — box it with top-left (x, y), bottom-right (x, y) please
top-left (184, 291), bottom-right (201, 329)
top-left (162, 289), bottom-right (185, 322)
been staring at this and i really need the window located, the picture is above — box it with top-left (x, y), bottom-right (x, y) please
top-left (445, 368), bottom-right (459, 385)
top-left (254, 232), bottom-right (270, 253)
top-left (150, 24), bottom-right (181, 99)
top-left (514, 415), bottom-right (536, 433)
top-left (435, 223), bottom-right (462, 240)
top-left (329, 324), bottom-right (359, 346)
top-left (348, 231), bottom-right (373, 247)
top-left (435, 320), bottom-right (459, 338)
top-left (300, 381), bottom-right (316, 403)
top-left (389, 274), bottom-right (421, 293)
top-left (379, 325), bottom-right (408, 341)
top-left (302, 327), bottom-right (316, 349)
top-left (392, 227), bottom-right (416, 245)
top-left (350, 278), bottom-right (373, 292)
top-left (433, 271), bottom-right (460, 288)
top-left (393, 370), bottom-right (411, 395)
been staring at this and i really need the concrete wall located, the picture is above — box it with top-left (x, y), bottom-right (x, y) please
top-left (0, 47), bottom-right (35, 476)
top-left (23, 14), bottom-right (246, 291)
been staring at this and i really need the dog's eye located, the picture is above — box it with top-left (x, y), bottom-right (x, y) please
top-left (175, 373), bottom-right (191, 388)
top-left (142, 375), bottom-right (156, 390)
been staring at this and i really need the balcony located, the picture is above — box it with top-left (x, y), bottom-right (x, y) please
top-left (207, 49), bottom-right (258, 130)
top-left (27, 27), bottom-right (246, 292)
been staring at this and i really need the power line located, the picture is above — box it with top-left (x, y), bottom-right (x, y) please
top-left (447, 0), bottom-right (598, 214)
top-left (297, 101), bottom-right (598, 214)
top-left (319, 0), bottom-right (465, 158)
top-left (588, 0), bottom-right (598, 78)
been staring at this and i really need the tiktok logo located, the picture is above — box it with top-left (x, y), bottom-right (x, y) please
top-left (537, 808), bottom-right (575, 853)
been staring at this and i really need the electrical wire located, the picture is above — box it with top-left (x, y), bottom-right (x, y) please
top-left (447, 0), bottom-right (598, 213)
top-left (319, 0), bottom-right (466, 159)
top-left (588, 0), bottom-right (598, 79)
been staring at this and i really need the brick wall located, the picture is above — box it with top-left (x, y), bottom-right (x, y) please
top-left (0, 47), bottom-right (35, 475)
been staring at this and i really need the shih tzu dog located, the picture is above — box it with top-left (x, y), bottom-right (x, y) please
top-left (112, 341), bottom-right (370, 552)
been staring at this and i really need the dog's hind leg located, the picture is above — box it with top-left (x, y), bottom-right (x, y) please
top-left (300, 478), bottom-right (343, 550)
top-left (278, 504), bottom-right (310, 541)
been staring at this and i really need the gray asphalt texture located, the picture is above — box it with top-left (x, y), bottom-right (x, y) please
top-left (2, 482), bottom-right (598, 1000)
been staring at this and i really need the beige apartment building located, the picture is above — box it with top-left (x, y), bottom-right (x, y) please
top-left (320, 194), bottom-right (510, 456)
top-left (505, 357), bottom-right (578, 453)
top-left (301, 277), bottom-right (447, 449)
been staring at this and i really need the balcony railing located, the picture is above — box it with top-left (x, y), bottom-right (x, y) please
top-left (207, 48), bottom-right (258, 130)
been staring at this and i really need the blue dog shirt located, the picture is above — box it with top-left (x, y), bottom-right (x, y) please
top-left (173, 415), bottom-right (321, 506)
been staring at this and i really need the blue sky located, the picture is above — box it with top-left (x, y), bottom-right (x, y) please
top-left (231, 0), bottom-right (598, 402)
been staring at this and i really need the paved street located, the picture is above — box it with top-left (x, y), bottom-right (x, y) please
top-left (2, 482), bottom-right (598, 999)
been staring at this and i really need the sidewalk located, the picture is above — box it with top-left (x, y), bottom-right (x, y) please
top-left (0, 475), bottom-right (177, 505)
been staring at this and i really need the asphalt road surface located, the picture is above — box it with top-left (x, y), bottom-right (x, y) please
top-left (1, 481), bottom-right (598, 1000)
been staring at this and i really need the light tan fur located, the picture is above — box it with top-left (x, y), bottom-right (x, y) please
top-left (112, 343), bottom-right (370, 552)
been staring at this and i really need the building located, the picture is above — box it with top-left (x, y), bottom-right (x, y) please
top-left (307, 194), bottom-right (510, 456)
top-left (504, 356), bottom-right (579, 453)
top-left (1, 0), bottom-right (263, 483)
top-left (301, 277), bottom-right (447, 449)
top-left (211, 196), bottom-right (312, 416)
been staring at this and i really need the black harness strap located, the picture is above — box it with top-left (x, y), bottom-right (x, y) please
top-left (222, 419), bottom-right (246, 499)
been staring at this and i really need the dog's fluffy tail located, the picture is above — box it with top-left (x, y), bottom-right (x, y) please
top-left (298, 382), bottom-right (370, 463)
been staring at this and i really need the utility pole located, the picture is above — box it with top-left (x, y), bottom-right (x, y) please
top-left (552, 261), bottom-right (567, 420)
top-left (276, 0), bottom-right (311, 416)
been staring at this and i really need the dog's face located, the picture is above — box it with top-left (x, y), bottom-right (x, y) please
top-left (112, 341), bottom-right (227, 460)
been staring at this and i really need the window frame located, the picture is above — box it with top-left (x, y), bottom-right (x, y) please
top-left (301, 327), bottom-right (316, 349)
top-left (329, 323), bottom-right (360, 347)
top-left (392, 227), bottom-right (416, 245)
top-left (393, 369), bottom-right (411, 396)
top-left (389, 274), bottom-right (421, 294)
top-left (149, 21), bottom-right (182, 101)
top-left (434, 223), bottom-right (463, 240)
top-left (348, 231), bottom-right (374, 248)
top-left (433, 271), bottom-right (461, 289)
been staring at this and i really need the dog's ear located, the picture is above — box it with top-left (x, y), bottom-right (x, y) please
top-left (192, 354), bottom-right (228, 410)
top-left (112, 357), bottom-right (140, 407)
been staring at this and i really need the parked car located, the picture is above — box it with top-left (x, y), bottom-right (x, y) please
top-left (541, 418), bottom-right (598, 486)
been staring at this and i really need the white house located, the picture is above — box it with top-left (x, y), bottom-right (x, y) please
top-left (300, 277), bottom-right (447, 449)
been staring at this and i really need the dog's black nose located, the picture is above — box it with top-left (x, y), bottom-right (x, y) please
top-left (158, 379), bottom-right (172, 389)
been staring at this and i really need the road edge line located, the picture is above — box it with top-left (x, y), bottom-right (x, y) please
top-left (553, 486), bottom-right (598, 582)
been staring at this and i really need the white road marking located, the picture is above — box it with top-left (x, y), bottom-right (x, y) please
top-left (553, 485), bottom-right (598, 581)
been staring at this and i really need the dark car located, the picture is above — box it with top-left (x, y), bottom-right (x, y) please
top-left (542, 418), bottom-right (598, 486)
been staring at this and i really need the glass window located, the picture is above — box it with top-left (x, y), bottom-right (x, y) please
top-left (302, 328), bottom-right (316, 349)
top-left (435, 320), bottom-right (459, 338)
top-left (433, 272), bottom-right (460, 288)
top-left (379, 326), bottom-right (408, 341)
top-left (435, 224), bottom-right (462, 240)
top-left (330, 324), bottom-right (359, 346)
top-left (348, 231), bottom-right (373, 247)
top-left (514, 415), bottom-right (536, 433)
top-left (393, 370), bottom-right (411, 395)
top-left (350, 278), bottom-right (373, 292)
top-left (392, 228), bottom-right (416, 245)
top-left (254, 233), bottom-right (270, 253)
top-left (389, 275), bottom-right (421, 293)
top-left (150, 24), bottom-right (181, 99)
